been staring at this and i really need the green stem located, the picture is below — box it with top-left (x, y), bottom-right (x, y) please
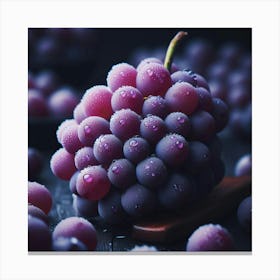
top-left (164, 31), bottom-right (188, 71)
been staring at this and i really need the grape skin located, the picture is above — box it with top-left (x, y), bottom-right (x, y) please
top-left (60, 123), bottom-right (83, 154)
top-left (28, 204), bottom-right (49, 225)
top-left (237, 196), bottom-right (252, 233)
top-left (142, 95), bottom-right (169, 119)
top-left (74, 147), bottom-right (99, 170)
top-left (56, 119), bottom-right (77, 144)
top-left (52, 237), bottom-right (88, 251)
top-left (164, 112), bottom-right (191, 138)
top-left (28, 147), bottom-right (43, 180)
top-left (72, 194), bottom-right (98, 218)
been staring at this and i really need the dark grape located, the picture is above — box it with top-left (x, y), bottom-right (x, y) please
top-left (208, 80), bottom-right (227, 101)
top-left (108, 158), bottom-right (136, 189)
top-left (60, 123), bottom-right (83, 154)
top-left (155, 134), bottom-right (189, 167)
top-left (210, 98), bottom-right (229, 132)
top-left (28, 204), bottom-right (49, 225)
top-left (52, 217), bottom-right (97, 250)
top-left (28, 147), bottom-right (43, 180)
top-left (142, 95), bottom-right (169, 119)
top-left (35, 70), bottom-right (59, 96)
top-left (164, 112), bottom-right (191, 138)
top-left (140, 115), bottom-right (166, 144)
top-left (170, 70), bottom-right (197, 86)
top-left (76, 165), bottom-right (111, 201)
top-left (109, 109), bottom-right (141, 141)
top-left (186, 224), bottom-right (234, 251)
top-left (136, 156), bottom-right (167, 189)
top-left (69, 171), bottom-right (79, 194)
top-left (52, 237), bottom-right (88, 251)
top-left (237, 196), bottom-right (252, 233)
top-left (93, 134), bottom-right (123, 164)
top-left (121, 184), bottom-right (157, 218)
top-left (74, 147), bottom-right (99, 170)
top-left (123, 136), bottom-right (151, 164)
top-left (72, 194), bottom-right (98, 218)
top-left (136, 57), bottom-right (162, 71)
top-left (28, 181), bottom-right (52, 215)
top-left (78, 116), bottom-right (110, 147)
top-left (193, 73), bottom-right (210, 91)
top-left (234, 154), bottom-right (252, 176)
top-left (28, 89), bottom-right (49, 117)
top-left (227, 84), bottom-right (251, 108)
top-left (196, 87), bottom-right (213, 112)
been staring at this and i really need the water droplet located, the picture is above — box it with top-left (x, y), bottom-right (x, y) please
top-left (152, 125), bottom-right (158, 131)
top-left (173, 184), bottom-right (183, 192)
top-left (83, 174), bottom-right (93, 183)
top-left (103, 143), bottom-right (109, 150)
top-left (135, 204), bottom-right (140, 209)
top-left (120, 71), bottom-right (125, 77)
top-left (129, 139), bottom-right (138, 147)
top-left (111, 205), bottom-right (118, 213)
top-left (147, 69), bottom-right (154, 77)
top-left (84, 125), bottom-right (92, 135)
top-left (145, 165), bottom-right (150, 170)
top-left (151, 172), bottom-right (155, 177)
top-left (112, 165), bottom-right (121, 174)
top-left (176, 141), bottom-right (184, 149)
top-left (177, 116), bottom-right (185, 124)
top-left (120, 90), bottom-right (127, 97)
top-left (119, 119), bottom-right (125, 126)
top-left (130, 90), bottom-right (137, 98)
top-left (203, 154), bottom-right (208, 159)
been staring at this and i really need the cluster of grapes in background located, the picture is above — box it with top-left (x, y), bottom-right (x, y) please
top-left (28, 29), bottom-right (252, 252)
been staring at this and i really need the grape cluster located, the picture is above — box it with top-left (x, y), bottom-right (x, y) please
top-left (50, 49), bottom-right (229, 225)
top-left (28, 70), bottom-right (80, 119)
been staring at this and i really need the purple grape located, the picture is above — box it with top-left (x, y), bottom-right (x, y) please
top-left (165, 112), bottom-right (191, 138)
top-left (98, 190), bottom-right (128, 224)
top-left (185, 141), bottom-right (211, 173)
top-left (52, 217), bottom-right (97, 250)
top-left (210, 98), bottom-right (229, 132)
top-left (121, 184), bottom-right (157, 218)
top-left (155, 134), bottom-right (189, 167)
top-left (227, 84), bottom-right (251, 108)
top-left (28, 215), bottom-right (52, 251)
top-left (111, 86), bottom-right (143, 114)
top-left (170, 70), bottom-right (197, 86)
top-left (56, 119), bottom-right (77, 144)
top-left (73, 102), bottom-right (87, 124)
top-left (186, 224), bottom-right (234, 251)
top-left (190, 111), bottom-right (216, 141)
top-left (69, 171), bottom-right (79, 194)
top-left (207, 61), bottom-right (230, 81)
top-left (193, 73), bottom-right (210, 91)
top-left (74, 147), bottom-right (99, 170)
top-left (165, 82), bottom-right (199, 115)
top-left (136, 62), bottom-right (172, 97)
top-left (218, 43), bottom-right (242, 67)
top-left (208, 80), bottom-right (227, 101)
top-left (237, 196), bottom-right (252, 233)
top-left (78, 116), bottom-right (110, 147)
top-left (35, 70), bottom-right (59, 96)
top-left (93, 134), bottom-right (123, 164)
top-left (76, 165), bottom-right (111, 201)
top-left (28, 204), bottom-right (49, 225)
top-left (28, 181), bottom-right (52, 215)
top-left (108, 158), bottom-right (136, 189)
top-left (123, 136), bottom-right (151, 164)
top-left (81, 85), bottom-right (113, 120)
top-left (205, 135), bottom-right (222, 158)
top-left (136, 57), bottom-right (162, 71)
top-left (106, 63), bottom-right (137, 92)
top-left (234, 154), bottom-right (252, 176)
top-left (196, 87), bottom-right (213, 112)
top-left (50, 148), bottom-right (77, 181)
top-left (28, 89), bottom-right (49, 117)
top-left (72, 194), bottom-right (98, 218)
top-left (52, 237), bottom-right (88, 251)
top-left (28, 147), bottom-right (43, 180)
top-left (60, 123), bottom-right (83, 154)
top-left (158, 173), bottom-right (194, 210)
top-left (140, 115), bottom-right (166, 144)
top-left (142, 95), bottom-right (169, 119)
top-left (136, 156), bottom-right (168, 189)
top-left (109, 109), bottom-right (141, 141)
top-left (48, 87), bottom-right (79, 118)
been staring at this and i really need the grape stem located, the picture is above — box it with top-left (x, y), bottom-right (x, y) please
top-left (164, 31), bottom-right (188, 72)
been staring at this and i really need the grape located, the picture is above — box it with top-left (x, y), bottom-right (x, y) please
top-left (140, 115), bottom-right (166, 144)
top-left (28, 147), bottom-right (43, 180)
top-left (78, 116), bottom-right (110, 147)
top-left (35, 70), bottom-right (58, 96)
top-left (234, 154), bottom-right (252, 176)
top-left (50, 148), bottom-right (77, 180)
top-left (48, 87), bottom-right (79, 118)
top-left (136, 62), bottom-right (172, 97)
top-left (60, 123), bottom-right (83, 154)
top-left (205, 135), bottom-right (222, 158)
top-left (190, 111), bottom-right (216, 141)
top-left (237, 196), bottom-right (252, 233)
top-left (56, 119), bottom-right (77, 144)
top-left (106, 63), bottom-right (137, 92)
top-left (76, 165), bottom-right (111, 201)
top-left (98, 190), bottom-right (128, 224)
top-left (207, 61), bottom-right (230, 81)
top-left (108, 158), bottom-right (136, 189)
top-left (186, 224), bottom-right (234, 251)
top-left (28, 89), bottom-right (49, 117)
top-left (69, 171), bottom-right (79, 194)
top-left (136, 156), bottom-right (167, 189)
top-left (52, 217), bottom-right (97, 250)
top-left (227, 84), bottom-right (251, 108)
top-left (165, 112), bottom-right (191, 138)
top-left (142, 95), bottom-right (169, 119)
top-left (196, 87), bottom-right (213, 112)
top-left (93, 134), bottom-right (123, 164)
top-left (210, 98), bottom-right (229, 132)
top-left (123, 136), bottom-right (151, 164)
top-left (28, 215), bottom-right (52, 251)
top-left (73, 102), bottom-right (87, 124)
top-left (28, 181), bottom-right (52, 215)
top-left (170, 70), bottom-right (197, 86)
top-left (74, 147), bottom-right (99, 170)
top-left (218, 42), bottom-right (241, 67)
top-left (193, 73), bottom-right (210, 91)
top-left (136, 57), bottom-right (162, 71)
top-left (109, 109), bottom-right (141, 141)
top-left (185, 141), bottom-right (211, 173)
top-left (155, 134), bottom-right (189, 167)
top-left (28, 204), bottom-right (49, 225)
top-left (111, 86), bottom-right (143, 114)
top-left (81, 85), bottom-right (113, 120)
top-left (72, 194), bottom-right (98, 218)
top-left (165, 82), bottom-right (199, 115)
top-left (121, 184), bottom-right (157, 218)
top-left (158, 173), bottom-right (194, 210)
top-left (208, 80), bottom-right (227, 101)
top-left (52, 237), bottom-right (88, 251)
